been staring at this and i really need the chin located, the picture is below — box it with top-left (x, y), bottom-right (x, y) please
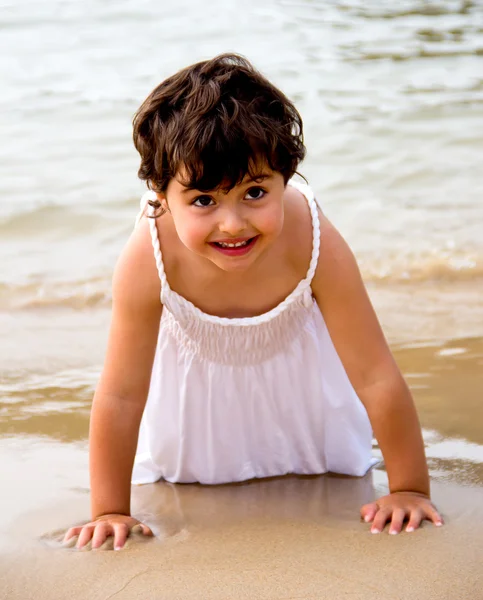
top-left (215, 260), bottom-right (254, 273)
top-left (207, 253), bottom-right (256, 272)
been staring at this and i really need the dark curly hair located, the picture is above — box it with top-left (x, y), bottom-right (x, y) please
top-left (132, 53), bottom-right (306, 215)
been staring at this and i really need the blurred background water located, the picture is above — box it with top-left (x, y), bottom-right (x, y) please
top-left (0, 0), bottom-right (482, 511)
top-left (1, 0), bottom-right (483, 308)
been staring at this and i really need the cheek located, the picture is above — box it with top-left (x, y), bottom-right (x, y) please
top-left (255, 204), bottom-right (284, 238)
top-left (173, 214), bottom-right (211, 249)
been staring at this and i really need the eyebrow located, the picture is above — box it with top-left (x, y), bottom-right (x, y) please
top-left (180, 173), bottom-right (273, 194)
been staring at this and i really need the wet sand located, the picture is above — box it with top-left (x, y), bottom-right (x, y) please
top-left (0, 337), bottom-right (482, 599)
top-left (2, 475), bottom-right (483, 600)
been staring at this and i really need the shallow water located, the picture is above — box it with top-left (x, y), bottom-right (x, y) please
top-left (0, 336), bottom-right (481, 543)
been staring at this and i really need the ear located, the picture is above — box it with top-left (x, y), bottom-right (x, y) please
top-left (156, 192), bottom-right (170, 213)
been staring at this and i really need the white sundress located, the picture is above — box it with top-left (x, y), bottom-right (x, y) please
top-left (132, 179), bottom-right (377, 485)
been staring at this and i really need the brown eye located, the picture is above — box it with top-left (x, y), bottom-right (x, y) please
top-left (192, 195), bottom-right (215, 207)
top-left (245, 187), bottom-right (266, 200)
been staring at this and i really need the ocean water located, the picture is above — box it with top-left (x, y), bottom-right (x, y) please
top-left (1, 0), bottom-right (483, 310)
top-left (0, 0), bottom-right (482, 498)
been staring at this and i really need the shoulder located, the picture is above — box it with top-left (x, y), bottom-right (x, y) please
top-left (112, 216), bottom-right (162, 313)
top-left (282, 180), bottom-right (363, 299)
top-left (283, 181), bottom-right (349, 281)
top-left (311, 211), bottom-right (366, 309)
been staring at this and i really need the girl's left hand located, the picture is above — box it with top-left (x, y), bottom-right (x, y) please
top-left (360, 492), bottom-right (444, 535)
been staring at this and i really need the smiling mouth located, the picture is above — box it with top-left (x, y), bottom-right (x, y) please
top-left (209, 236), bottom-right (259, 255)
top-left (214, 239), bottom-right (251, 248)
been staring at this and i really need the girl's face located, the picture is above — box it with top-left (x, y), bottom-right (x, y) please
top-left (160, 168), bottom-right (286, 272)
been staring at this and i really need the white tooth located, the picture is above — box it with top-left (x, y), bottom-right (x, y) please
top-left (218, 240), bottom-right (248, 248)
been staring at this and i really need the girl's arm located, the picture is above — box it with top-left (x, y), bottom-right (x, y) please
top-left (311, 213), bottom-right (443, 534)
top-left (65, 218), bottom-right (162, 549)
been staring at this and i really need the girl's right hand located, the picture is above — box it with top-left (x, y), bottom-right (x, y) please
top-left (63, 514), bottom-right (153, 550)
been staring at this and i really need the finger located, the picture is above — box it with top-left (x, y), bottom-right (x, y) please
top-left (131, 523), bottom-right (154, 537)
top-left (141, 524), bottom-right (154, 537)
top-left (76, 525), bottom-right (95, 549)
top-left (360, 502), bottom-right (378, 523)
top-left (371, 508), bottom-right (392, 534)
top-left (91, 522), bottom-right (111, 550)
top-left (113, 523), bottom-right (129, 551)
top-left (406, 508), bottom-right (423, 533)
top-left (388, 508), bottom-right (407, 535)
top-left (425, 505), bottom-right (444, 527)
top-left (63, 526), bottom-right (83, 543)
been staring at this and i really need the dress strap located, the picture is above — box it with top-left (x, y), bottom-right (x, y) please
top-left (288, 179), bottom-right (321, 290)
top-left (135, 190), bottom-right (169, 303)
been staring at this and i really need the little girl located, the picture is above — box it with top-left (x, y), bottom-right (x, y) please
top-left (65, 53), bottom-right (442, 551)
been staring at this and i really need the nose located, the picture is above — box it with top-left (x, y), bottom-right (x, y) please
top-left (218, 207), bottom-right (247, 236)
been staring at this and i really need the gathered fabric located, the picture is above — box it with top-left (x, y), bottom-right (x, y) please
top-left (132, 179), bottom-right (377, 485)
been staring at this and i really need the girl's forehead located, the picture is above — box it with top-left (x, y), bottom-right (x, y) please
top-left (172, 162), bottom-right (276, 194)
